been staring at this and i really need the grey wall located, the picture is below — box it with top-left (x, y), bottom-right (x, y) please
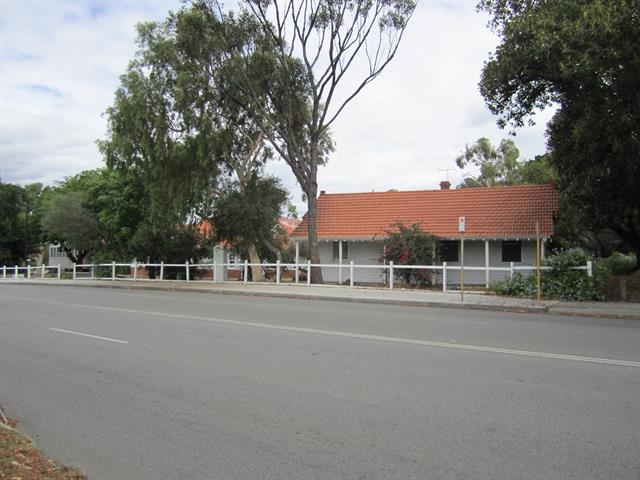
top-left (317, 239), bottom-right (540, 286)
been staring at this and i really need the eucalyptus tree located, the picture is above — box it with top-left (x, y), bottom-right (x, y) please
top-left (185, 0), bottom-right (417, 282)
top-left (101, 14), bottom-right (285, 278)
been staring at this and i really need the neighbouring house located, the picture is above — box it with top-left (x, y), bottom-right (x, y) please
top-left (290, 182), bottom-right (558, 286)
top-left (47, 243), bottom-right (79, 270)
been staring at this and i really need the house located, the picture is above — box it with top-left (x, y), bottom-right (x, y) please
top-left (47, 243), bottom-right (79, 270)
top-left (290, 182), bottom-right (558, 285)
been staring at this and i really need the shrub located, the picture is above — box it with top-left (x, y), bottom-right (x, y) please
top-left (596, 252), bottom-right (637, 276)
top-left (491, 273), bottom-right (536, 298)
top-left (491, 248), bottom-right (606, 301)
top-left (381, 222), bottom-right (436, 286)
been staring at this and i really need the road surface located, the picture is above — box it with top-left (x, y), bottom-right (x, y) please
top-left (1, 284), bottom-right (639, 479)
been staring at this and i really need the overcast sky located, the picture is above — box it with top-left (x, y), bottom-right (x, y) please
top-left (0, 0), bottom-right (554, 214)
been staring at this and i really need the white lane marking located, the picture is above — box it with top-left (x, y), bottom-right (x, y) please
top-left (9, 297), bottom-right (640, 367)
top-left (49, 328), bottom-right (129, 344)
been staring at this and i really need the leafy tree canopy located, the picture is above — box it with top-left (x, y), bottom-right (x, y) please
top-left (0, 182), bottom-right (43, 265)
top-left (211, 174), bottom-right (288, 269)
top-left (455, 137), bottom-right (555, 188)
top-left (478, 0), bottom-right (640, 263)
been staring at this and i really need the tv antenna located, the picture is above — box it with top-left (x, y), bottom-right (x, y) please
top-left (438, 168), bottom-right (456, 181)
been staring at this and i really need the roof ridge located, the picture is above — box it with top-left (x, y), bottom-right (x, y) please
top-left (318, 183), bottom-right (554, 197)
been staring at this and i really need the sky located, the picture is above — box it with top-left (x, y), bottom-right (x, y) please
top-left (0, 0), bottom-right (554, 215)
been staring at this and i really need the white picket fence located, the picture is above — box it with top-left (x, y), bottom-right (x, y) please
top-left (0, 259), bottom-right (593, 292)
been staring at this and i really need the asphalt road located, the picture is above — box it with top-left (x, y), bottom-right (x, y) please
top-left (1, 284), bottom-right (639, 480)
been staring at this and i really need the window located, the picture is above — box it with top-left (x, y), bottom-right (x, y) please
top-left (438, 241), bottom-right (458, 262)
top-left (501, 241), bottom-right (522, 262)
top-left (332, 241), bottom-right (349, 260)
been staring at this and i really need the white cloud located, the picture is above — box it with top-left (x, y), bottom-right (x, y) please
top-left (1, 1), bottom-right (555, 214)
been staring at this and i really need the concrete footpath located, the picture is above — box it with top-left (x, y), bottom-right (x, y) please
top-left (2, 278), bottom-right (639, 319)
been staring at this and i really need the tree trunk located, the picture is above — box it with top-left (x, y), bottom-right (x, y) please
top-left (306, 188), bottom-right (323, 284)
top-left (246, 243), bottom-right (263, 281)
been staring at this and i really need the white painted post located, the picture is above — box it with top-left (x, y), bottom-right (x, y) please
top-left (442, 262), bottom-right (447, 292)
top-left (14, 265), bottom-right (18, 280)
top-left (3, 265), bottom-right (6, 279)
top-left (27, 264), bottom-right (31, 279)
top-left (243, 260), bottom-right (248, 284)
top-left (133, 261), bottom-right (137, 282)
top-left (484, 240), bottom-right (490, 289)
top-left (295, 241), bottom-right (300, 284)
top-left (306, 260), bottom-right (311, 287)
top-left (510, 262), bottom-right (514, 280)
top-left (91, 265), bottom-right (94, 280)
top-left (349, 261), bottom-right (354, 288)
top-left (276, 260), bottom-right (281, 285)
top-left (185, 261), bottom-right (190, 282)
top-left (587, 260), bottom-right (593, 277)
top-left (338, 240), bottom-right (343, 285)
top-left (72, 263), bottom-right (76, 280)
top-left (58, 264), bottom-right (62, 280)
top-left (160, 261), bottom-right (164, 281)
top-left (41, 265), bottom-right (45, 279)
top-left (111, 261), bottom-right (115, 281)
top-left (389, 261), bottom-right (394, 290)
top-left (212, 259), bottom-right (217, 283)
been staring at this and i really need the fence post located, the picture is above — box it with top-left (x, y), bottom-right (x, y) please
top-left (306, 260), bottom-right (311, 287)
top-left (485, 239), bottom-right (490, 289)
top-left (510, 262), bottom-right (514, 280)
top-left (41, 265), bottom-right (45, 279)
top-left (133, 261), bottom-right (137, 282)
top-left (58, 264), bottom-right (62, 280)
top-left (72, 263), bottom-right (76, 280)
top-left (3, 265), bottom-right (6, 279)
top-left (244, 260), bottom-right (248, 284)
top-left (389, 261), bottom-right (394, 290)
top-left (91, 265), bottom-right (94, 280)
top-left (212, 259), bottom-right (217, 283)
top-left (587, 260), bottom-right (593, 277)
top-left (111, 261), bottom-right (115, 281)
top-left (185, 261), bottom-right (190, 282)
top-left (276, 260), bottom-right (281, 285)
top-left (350, 261), bottom-right (354, 288)
top-left (160, 261), bottom-right (164, 281)
top-left (295, 242), bottom-right (300, 284)
top-left (14, 265), bottom-right (18, 280)
top-left (442, 262), bottom-right (447, 292)
top-left (27, 264), bottom-right (31, 279)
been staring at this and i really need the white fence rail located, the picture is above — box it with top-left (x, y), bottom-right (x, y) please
top-left (1, 259), bottom-right (593, 291)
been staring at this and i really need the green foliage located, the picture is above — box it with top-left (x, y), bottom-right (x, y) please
top-left (0, 182), bottom-right (43, 265)
top-left (41, 191), bottom-right (102, 264)
top-left (479, 0), bottom-right (640, 265)
top-left (491, 249), bottom-right (606, 301)
top-left (211, 174), bottom-right (288, 255)
top-left (455, 138), bottom-right (556, 188)
top-left (491, 273), bottom-right (536, 298)
top-left (596, 252), bottom-right (637, 277)
top-left (382, 223), bottom-right (436, 286)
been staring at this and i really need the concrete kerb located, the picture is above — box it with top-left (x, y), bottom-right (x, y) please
top-left (4, 280), bottom-right (639, 319)
top-left (0, 279), bottom-right (557, 316)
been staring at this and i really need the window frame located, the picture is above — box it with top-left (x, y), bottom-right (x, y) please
top-left (332, 241), bottom-right (349, 261)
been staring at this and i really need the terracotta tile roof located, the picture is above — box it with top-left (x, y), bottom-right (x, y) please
top-left (291, 184), bottom-right (558, 240)
top-left (278, 217), bottom-right (302, 235)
